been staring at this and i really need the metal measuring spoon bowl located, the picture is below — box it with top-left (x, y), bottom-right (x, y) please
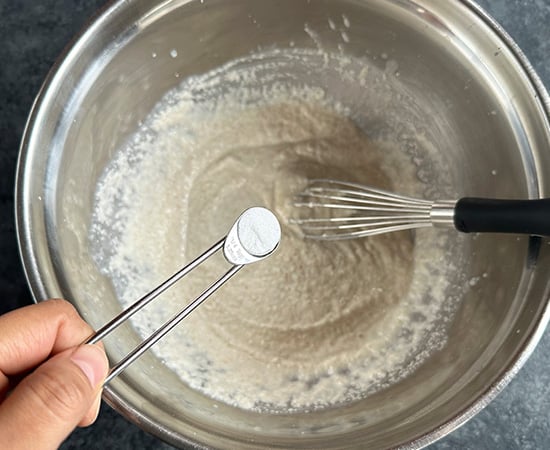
top-left (224, 207), bottom-right (282, 266)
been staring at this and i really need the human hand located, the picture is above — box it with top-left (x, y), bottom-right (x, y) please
top-left (0, 299), bottom-right (109, 450)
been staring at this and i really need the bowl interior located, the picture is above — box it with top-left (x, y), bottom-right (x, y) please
top-left (17, 0), bottom-right (550, 448)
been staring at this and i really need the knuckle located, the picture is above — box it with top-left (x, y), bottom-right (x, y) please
top-left (47, 299), bottom-right (94, 345)
top-left (47, 298), bottom-right (79, 319)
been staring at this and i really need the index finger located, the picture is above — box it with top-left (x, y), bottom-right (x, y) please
top-left (0, 299), bottom-right (93, 377)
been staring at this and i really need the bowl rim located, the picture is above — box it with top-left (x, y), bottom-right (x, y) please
top-left (406, 0), bottom-right (550, 447)
top-left (14, 0), bottom-right (550, 448)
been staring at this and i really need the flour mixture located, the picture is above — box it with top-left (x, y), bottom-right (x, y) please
top-left (90, 48), bottom-right (457, 412)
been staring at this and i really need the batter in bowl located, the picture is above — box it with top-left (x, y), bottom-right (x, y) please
top-left (90, 48), bottom-right (458, 412)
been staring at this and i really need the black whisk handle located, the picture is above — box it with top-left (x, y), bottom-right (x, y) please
top-left (454, 198), bottom-right (550, 236)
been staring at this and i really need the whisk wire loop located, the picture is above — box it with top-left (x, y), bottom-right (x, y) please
top-left (293, 178), bottom-right (550, 238)
top-left (292, 179), bottom-right (454, 240)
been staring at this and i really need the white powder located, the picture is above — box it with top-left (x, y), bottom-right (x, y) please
top-left (224, 207), bottom-right (281, 265)
top-left (235, 208), bottom-right (280, 258)
top-left (90, 48), bottom-right (459, 412)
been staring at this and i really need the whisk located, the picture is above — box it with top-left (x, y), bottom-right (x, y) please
top-left (292, 179), bottom-right (550, 240)
top-left (85, 207), bottom-right (281, 384)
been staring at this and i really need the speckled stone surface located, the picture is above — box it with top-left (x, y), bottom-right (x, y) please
top-left (0, 1), bottom-right (549, 449)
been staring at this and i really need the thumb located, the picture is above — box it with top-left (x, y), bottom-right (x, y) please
top-left (0, 344), bottom-right (109, 450)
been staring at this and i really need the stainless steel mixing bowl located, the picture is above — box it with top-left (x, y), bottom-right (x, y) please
top-left (15, 0), bottom-right (550, 448)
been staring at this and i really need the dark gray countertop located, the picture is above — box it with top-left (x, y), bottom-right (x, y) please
top-left (0, 1), bottom-right (549, 449)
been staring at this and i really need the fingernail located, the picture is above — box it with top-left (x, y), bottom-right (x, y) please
top-left (70, 345), bottom-right (109, 388)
